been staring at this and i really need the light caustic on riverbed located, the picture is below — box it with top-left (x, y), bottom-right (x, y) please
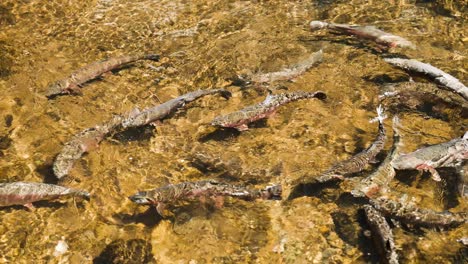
top-left (0, 0), bottom-right (466, 263)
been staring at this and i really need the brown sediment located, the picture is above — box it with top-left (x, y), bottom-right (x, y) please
top-left (369, 196), bottom-right (467, 227)
top-left (363, 204), bottom-right (399, 264)
top-left (46, 53), bottom-right (160, 98)
top-left (0, 182), bottom-right (89, 208)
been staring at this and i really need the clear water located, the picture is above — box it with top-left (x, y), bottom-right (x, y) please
top-left (0, 0), bottom-right (466, 263)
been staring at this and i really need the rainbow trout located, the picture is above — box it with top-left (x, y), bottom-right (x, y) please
top-left (46, 54), bottom-right (160, 98)
top-left (384, 58), bottom-right (468, 100)
top-left (314, 105), bottom-right (387, 183)
top-left (390, 132), bottom-right (468, 182)
top-left (370, 196), bottom-right (467, 228)
top-left (309, 21), bottom-right (415, 50)
top-left (0, 182), bottom-right (89, 209)
top-left (123, 89), bottom-right (231, 128)
top-left (129, 180), bottom-right (282, 216)
top-left (379, 82), bottom-right (468, 120)
top-left (351, 116), bottom-right (400, 198)
top-left (53, 115), bottom-right (124, 180)
top-left (53, 89), bottom-right (230, 179)
top-left (250, 50), bottom-right (323, 84)
top-left (363, 205), bottom-right (399, 264)
top-left (211, 90), bottom-right (327, 131)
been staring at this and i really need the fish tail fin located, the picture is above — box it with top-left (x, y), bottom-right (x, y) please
top-left (144, 54), bottom-right (161, 61)
top-left (370, 105), bottom-right (387, 123)
top-left (77, 190), bottom-right (91, 200)
top-left (310, 21), bottom-right (329, 30)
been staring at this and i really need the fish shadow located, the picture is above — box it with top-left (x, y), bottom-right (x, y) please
top-left (112, 206), bottom-right (163, 227)
top-left (111, 125), bottom-right (155, 143)
top-left (287, 180), bottom-right (340, 201)
top-left (198, 127), bottom-right (241, 142)
top-left (93, 238), bottom-right (153, 264)
top-left (36, 162), bottom-right (59, 184)
top-left (198, 120), bottom-right (269, 142)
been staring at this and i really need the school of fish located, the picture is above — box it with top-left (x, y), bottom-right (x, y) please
top-left (1, 16), bottom-right (466, 264)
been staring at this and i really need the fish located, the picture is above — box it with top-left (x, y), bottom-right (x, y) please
top-left (53, 89), bottom-right (230, 179)
top-left (379, 82), bottom-right (468, 120)
top-left (210, 90), bottom-right (327, 131)
top-left (457, 164), bottom-right (468, 198)
top-left (369, 196), bottom-right (467, 228)
top-left (313, 105), bottom-right (387, 183)
top-left (363, 204), bottom-right (399, 264)
top-left (0, 182), bottom-right (89, 210)
top-left (384, 58), bottom-right (468, 100)
top-left (46, 54), bottom-right (160, 98)
top-left (122, 89), bottom-right (232, 128)
top-left (351, 116), bottom-right (400, 198)
top-left (250, 50), bottom-right (323, 84)
top-left (53, 115), bottom-right (124, 180)
top-left (390, 131), bottom-right (468, 182)
top-left (309, 21), bottom-right (415, 50)
top-left (129, 180), bottom-right (282, 216)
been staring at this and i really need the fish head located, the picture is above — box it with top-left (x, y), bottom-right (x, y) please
top-left (128, 192), bottom-right (156, 205)
top-left (45, 80), bottom-right (69, 98)
top-left (210, 116), bottom-right (228, 127)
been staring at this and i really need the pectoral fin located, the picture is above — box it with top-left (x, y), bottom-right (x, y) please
top-left (235, 124), bottom-right (249, 131)
top-left (416, 164), bottom-right (441, 181)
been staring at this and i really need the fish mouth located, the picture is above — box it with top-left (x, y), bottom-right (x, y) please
top-left (128, 192), bottom-right (154, 205)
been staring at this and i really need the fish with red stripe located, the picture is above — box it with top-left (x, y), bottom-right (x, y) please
top-left (0, 182), bottom-right (89, 210)
top-left (46, 53), bottom-right (160, 98)
top-left (129, 180), bottom-right (281, 216)
top-left (211, 90), bottom-right (326, 131)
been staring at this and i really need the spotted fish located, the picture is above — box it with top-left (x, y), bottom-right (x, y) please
top-left (363, 205), bottom-right (399, 264)
top-left (351, 116), bottom-right (400, 198)
top-left (53, 115), bottom-right (124, 180)
top-left (0, 182), bottom-right (89, 210)
top-left (123, 89), bottom-right (231, 128)
top-left (391, 131), bottom-right (468, 182)
top-left (211, 90), bottom-right (327, 131)
top-left (53, 89), bottom-right (230, 180)
top-left (310, 21), bottom-right (415, 50)
top-left (129, 180), bottom-right (282, 216)
top-left (313, 105), bottom-right (387, 183)
top-left (46, 53), bottom-right (160, 98)
top-left (369, 196), bottom-right (467, 228)
top-left (384, 58), bottom-right (468, 100)
top-left (250, 50), bottom-right (323, 84)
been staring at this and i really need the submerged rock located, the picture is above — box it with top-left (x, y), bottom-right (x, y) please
top-left (93, 239), bottom-right (153, 264)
